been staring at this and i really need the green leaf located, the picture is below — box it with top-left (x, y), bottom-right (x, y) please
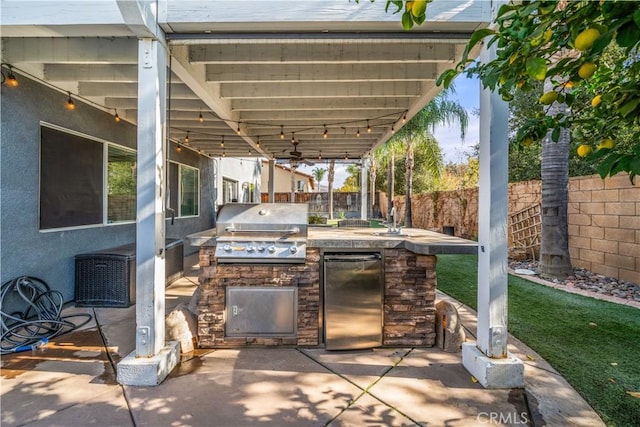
top-left (552, 127), bottom-right (561, 142)
top-left (616, 21), bottom-right (640, 48)
top-left (414, 11), bottom-right (426, 26)
top-left (385, 0), bottom-right (403, 14)
top-left (526, 57), bottom-right (547, 81)
top-left (634, 8), bottom-right (640, 28)
top-left (618, 97), bottom-right (640, 117)
top-left (466, 28), bottom-right (496, 56)
top-left (630, 157), bottom-right (640, 175)
top-left (401, 10), bottom-right (414, 30)
top-left (436, 69), bottom-right (457, 88)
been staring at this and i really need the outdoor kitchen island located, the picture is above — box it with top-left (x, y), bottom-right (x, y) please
top-left (187, 207), bottom-right (477, 350)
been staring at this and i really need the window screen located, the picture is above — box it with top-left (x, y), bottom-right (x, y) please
top-left (40, 126), bottom-right (103, 229)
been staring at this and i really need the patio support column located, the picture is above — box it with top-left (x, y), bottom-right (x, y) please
top-left (461, 43), bottom-right (524, 388)
top-left (268, 160), bottom-right (276, 202)
top-left (117, 37), bottom-right (179, 387)
top-left (360, 159), bottom-right (368, 220)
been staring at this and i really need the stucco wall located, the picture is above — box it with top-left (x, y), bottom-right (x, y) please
top-left (1, 76), bottom-right (216, 301)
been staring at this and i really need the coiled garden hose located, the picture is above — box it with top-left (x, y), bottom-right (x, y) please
top-left (1, 276), bottom-right (92, 354)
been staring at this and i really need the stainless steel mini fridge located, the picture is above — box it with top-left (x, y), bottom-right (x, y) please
top-left (323, 252), bottom-right (383, 350)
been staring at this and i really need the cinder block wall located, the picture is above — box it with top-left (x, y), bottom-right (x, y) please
top-left (568, 174), bottom-right (640, 284)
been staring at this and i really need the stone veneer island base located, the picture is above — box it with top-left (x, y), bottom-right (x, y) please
top-left (187, 226), bottom-right (478, 349)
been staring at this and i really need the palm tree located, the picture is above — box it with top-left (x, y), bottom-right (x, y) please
top-left (539, 55), bottom-right (573, 278)
top-left (327, 160), bottom-right (335, 219)
top-left (390, 90), bottom-right (468, 227)
top-left (311, 167), bottom-right (327, 192)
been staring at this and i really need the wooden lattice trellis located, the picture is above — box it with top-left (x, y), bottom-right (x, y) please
top-left (509, 203), bottom-right (542, 259)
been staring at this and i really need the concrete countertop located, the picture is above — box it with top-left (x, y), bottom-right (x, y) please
top-left (186, 227), bottom-right (477, 256)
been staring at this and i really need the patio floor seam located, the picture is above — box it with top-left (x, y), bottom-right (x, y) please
top-left (299, 348), bottom-right (423, 426)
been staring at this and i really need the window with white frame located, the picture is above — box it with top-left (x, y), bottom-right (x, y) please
top-left (40, 124), bottom-right (137, 230)
top-left (222, 178), bottom-right (238, 203)
top-left (168, 162), bottom-right (200, 218)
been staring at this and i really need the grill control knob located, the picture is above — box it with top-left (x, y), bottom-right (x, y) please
top-left (223, 244), bottom-right (232, 252)
top-left (257, 246), bottom-right (266, 252)
top-left (246, 246), bottom-right (256, 253)
top-left (289, 245), bottom-right (298, 254)
top-left (268, 245), bottom-right (277, 253)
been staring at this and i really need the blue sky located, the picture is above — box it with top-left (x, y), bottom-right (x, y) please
top-left (302, 74), bottom-right (481, 188)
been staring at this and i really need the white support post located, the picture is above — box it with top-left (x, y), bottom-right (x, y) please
top-left (268, 160), bottom-right (276, 202)
top-left (117, 37), bottom-right (179, 387)
top-left (360, 159), bottom-right (368, 220)
top-left (462, 43), bottom-right (524, 389)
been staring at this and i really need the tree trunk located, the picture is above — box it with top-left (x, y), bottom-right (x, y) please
top-left (539, 80), bottom-right (572, 278)
top-left (387, 152), bottom-right (395, 220)
top-left (405, 139), bottom-right (414, 228)
top-left (328, 160), bottom-right (335, 219)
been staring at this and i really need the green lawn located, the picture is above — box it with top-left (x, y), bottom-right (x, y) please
top-left (436, 255), bottom-right (640, 427)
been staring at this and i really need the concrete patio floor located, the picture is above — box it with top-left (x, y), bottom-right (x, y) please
top-left (1, 253), bottom-right (605, 426)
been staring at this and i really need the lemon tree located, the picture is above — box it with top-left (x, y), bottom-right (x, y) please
top-left (432, 0), bottom-right (640, 183)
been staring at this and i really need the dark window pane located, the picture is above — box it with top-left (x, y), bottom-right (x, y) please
top-left (107, 145), bottom-right (136, 223)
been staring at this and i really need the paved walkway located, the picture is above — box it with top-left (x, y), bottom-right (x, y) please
top-left (1, 254), bottom-right (605, 426)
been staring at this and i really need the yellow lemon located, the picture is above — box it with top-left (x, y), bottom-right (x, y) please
top-left (543, 29), bottom-right (553, 44)
top-left (523, 136), bottom-right (534, 146)
top-left (575, 28), bottom-right (600, 51)
top-left (578, 62), bottom-right (597, 79)
top-left (591, 95), bottom-right (602, 107)
top-left (517, 80), bottom-right (525, 89)
top-left (406, 1), bottom-right (414, 11)
top-left (539, 91), bottom-right (559, 105)
top-left (597, 138), bottom-right (615, 150)
top-left (577, 144), bottom-right (593, 157)
top-left (411, 0), bottom-right (427, 17)
top-left (565, 81), bottom-right (575, 89)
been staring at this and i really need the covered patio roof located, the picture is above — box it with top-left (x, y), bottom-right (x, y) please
top-left (1, 0), bottom-right (490, 161)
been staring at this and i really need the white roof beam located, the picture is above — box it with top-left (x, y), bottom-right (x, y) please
top-left (79, 82), bottom-right (196, 98)
top-left (206, 63), bottom-right (440, 83)
top-left (43, 64), bottom-right (138, 82)
top-left (237, 109), bottom-right (405, 121)
top-left (189, 43), bottom-right (456, 64)
top-left (231, 98), bottom-right (408, 112)
top-left (2, 37), bottom-right (138, 63)
top-left (220, 81), bottom-right (424, 99)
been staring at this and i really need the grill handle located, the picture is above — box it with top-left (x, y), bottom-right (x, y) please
top-left (224, 226), bottom-right (300, 234)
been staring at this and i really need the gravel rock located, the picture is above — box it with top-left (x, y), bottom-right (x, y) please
top-left (509, 260), bottom-right (640, 301)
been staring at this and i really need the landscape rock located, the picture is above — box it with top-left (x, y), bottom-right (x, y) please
top-left (166, 303), bottom-right (198, 353)
top-left (435, 300), bottom-right (465, 353)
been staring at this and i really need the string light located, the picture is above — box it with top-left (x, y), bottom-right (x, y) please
top-left (402, 113), bottom-right (407, 123)
top-left (256, 136), bottom-right (260, 148)
top-left (356, 129), bottom-right (360, 138)
top-left (280, 125), bottom-right (284, 139)
top-left (199, 110), bottom-right (204, 123)
top-left (323, 125), bottom-right (328, 139)
top-left (184, 131), bottom-right (190, 144)
top-left (220, 136), bottom-right (225, 148)
top-left (65, 92), bottom-right (75, 110)
top-left (367, 120), bottom-right (371, 133)
top-left (391, 125), bottom-right (395, 133)
top-left (291, 132), bottom-right (295, 143)
top-left (114, 110), bottom-right (121, 122)
top-left (176, 145), bottom-right (182, 153)
top-left (222, 151), bottom-right (226, 157)
top-left (344, 152), bottom-right (349, 160)
top-left (5, 66), bottom-right (18, 87)
top-left (236, 122), bottom-right (241, 135)
top-left (318, 150), bottom-right (322, 160)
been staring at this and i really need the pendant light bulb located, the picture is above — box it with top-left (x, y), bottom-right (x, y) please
top-left (199, 111), bottom-right (204, 123)
top-left (280, 125), bottom-right (284, 139)
top-left (391, 125), bottom-right (395, 134)
top-left (6, 66), bottom-right (19, 87)
top-left (291, 132), bottom-right (295, 143)
top-left (356, 129), bottom-right (360, 138)
top-left (256, 137), bottom-right (260, 148)
top-left (318, 151), bottom-right (322, 160)
top-left (66, 92), bottom-right (75, 110)
top-left (402, 113), bottom-right (407, 123)
top-left (323, 125), bottom-right (328, 139)
top-left (221, 136), bottom-right (225, 148)
top-left (345, 152), bottom-right (349, 160)
top-left (114, 110), bottom-right (121, 122)
top-left (185, 131), bottom-right (190, 144)
top-left (367, 120), bottom-right (371, 133)
top-left (176, 145), bottom-right (182, 153)
top-left (237, 123), bottom-right (241, 135)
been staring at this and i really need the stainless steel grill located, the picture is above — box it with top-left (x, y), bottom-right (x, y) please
top-left (214, 203), bottom-right (308, 263)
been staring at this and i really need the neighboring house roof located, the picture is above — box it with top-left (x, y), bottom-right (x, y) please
top-left (261, 161), bottom-right (315, 190)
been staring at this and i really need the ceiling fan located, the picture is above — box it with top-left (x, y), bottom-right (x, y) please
top-left (278, 140), bottom-right (315, 166)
